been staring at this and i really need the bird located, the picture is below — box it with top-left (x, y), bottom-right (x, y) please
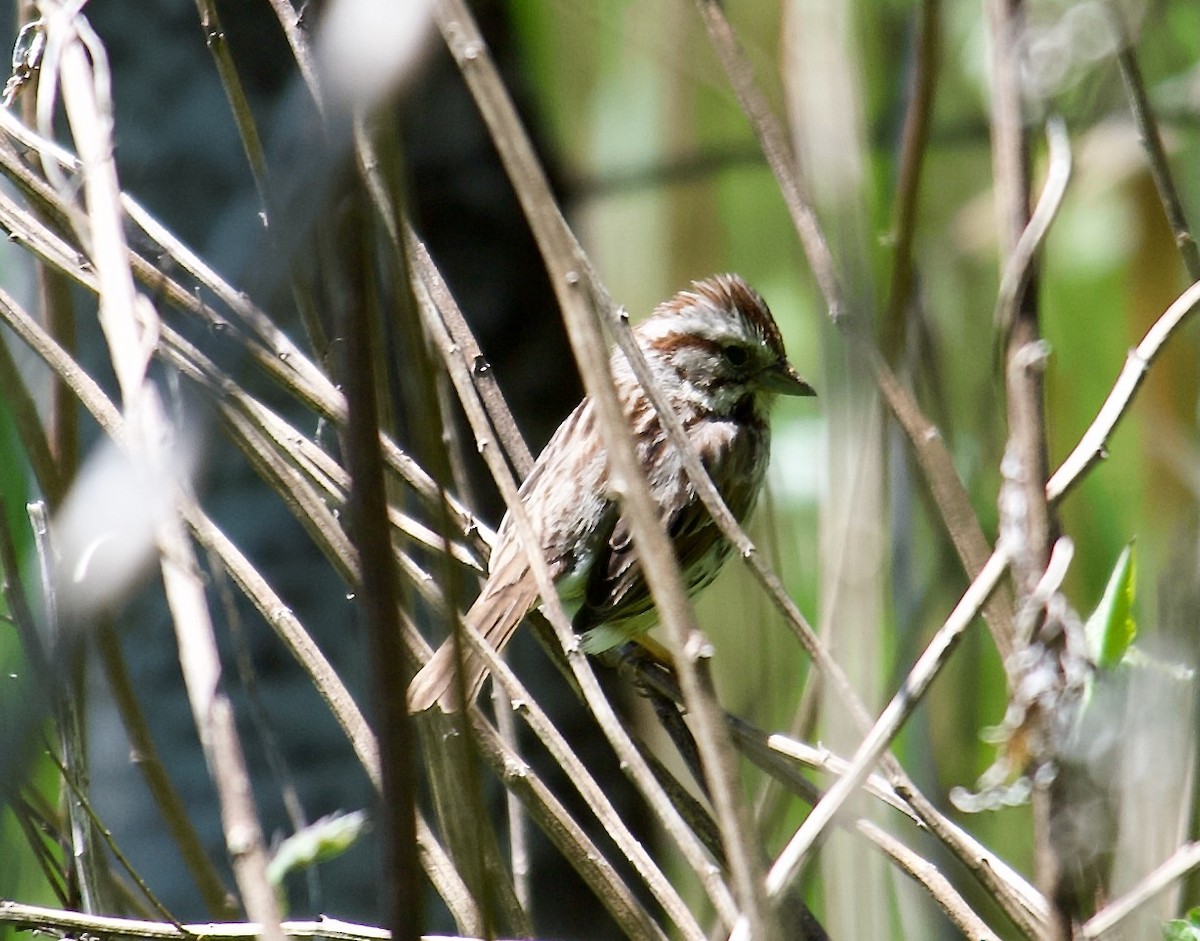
top-left (407, 273), bottom-right (815, 712)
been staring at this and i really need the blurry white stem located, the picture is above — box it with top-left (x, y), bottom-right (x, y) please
top-left (48, 5), bottom-right (286, 937)
top-left (491, 684), bottom-right (531, 912)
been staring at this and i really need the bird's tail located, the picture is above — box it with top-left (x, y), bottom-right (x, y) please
top-left (407, 569), bottom-right (540, 713)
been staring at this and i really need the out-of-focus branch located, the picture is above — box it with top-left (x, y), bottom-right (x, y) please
top-left (337, 191), bottom-right (422, 941)
top-left (1108, 7), bottom-right (1200, 280)
top-left (44, 3), bottom-right (285, 932)
top-left (882, 0), bottom-right (941, 362)
top-left (691, 0), bottom-right (841, 313)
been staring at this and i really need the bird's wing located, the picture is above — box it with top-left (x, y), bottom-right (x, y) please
top-left (574, 480), bottom-right (727, 639)
top-left (574, 416), bottom-right (764, 645)
top-left (408, 398), bottom-right (605, 713)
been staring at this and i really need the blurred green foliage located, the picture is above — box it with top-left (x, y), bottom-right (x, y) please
top-left (0, 358), bottom-right (56, 908)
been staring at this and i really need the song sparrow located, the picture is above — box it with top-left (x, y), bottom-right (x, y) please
top-left (407, 273), bottom-right (815, 712)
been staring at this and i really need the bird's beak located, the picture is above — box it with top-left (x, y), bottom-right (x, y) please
top-left (759, 360), bottom-right (817, 397)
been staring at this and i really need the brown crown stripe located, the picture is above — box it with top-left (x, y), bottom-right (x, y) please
top-left (645, 332), bottom-right (723, 356)
top-left (655, 273), bottom-right (786, 352)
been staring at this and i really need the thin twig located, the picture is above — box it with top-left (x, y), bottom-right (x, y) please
top-left (45, 746), bottom-right (183, 928)
top-left (994, 116), bottom-right (1071, 338)
top-left (690, 0), bottom-right (841, 313)
top-left (215, 565), bottom-right (314, 899)
top-left (8, 795), bottom-right (71, 905)
top-left (93, 621), bottom-right (237, 917)
top-left (882, 0), bottom-right (941, 361)
top-left (765, 546), bottom-right (1010, 897)
top-left (0, 900), bottom-right (392, 941)
top-left (192, 0), bottom-right (268, 196)
top-left (406, 227), bottom-right (534, 478)
top-left (858, 821), bottom-right (1002, 941)
top-left (30, 500), bottom-right (103, 914)
top-left (491, 684), bottom-right (531, 914)
top-left (1082, 840), bottom-right (1200, 938)
top-left (1047, 279), bottom-right (1200, 503)
top-left (190, 0), bottom-right (329, 361)
top-left (0, 499), bottom-right (50, 683)
top-left (897, 780), bottom-right (1051, 939)
top-left (764, 735), bottom-right (913, 820)
top-left (162, 477), bottom-right (285, 938)
top-left (262, 0), bottom-right (325, 118)
top-left (1108, 5), bottom-right (1200, 280)
top-left (0, 323), bottom-right (64, 503)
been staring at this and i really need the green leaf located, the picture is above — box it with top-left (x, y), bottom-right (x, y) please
top-left (266, 810), bottom-right (369, 887)
top-left (1085, 542), bottom-right (1137, 670)
top-left (1163, 907), bottom-right (1200, 940)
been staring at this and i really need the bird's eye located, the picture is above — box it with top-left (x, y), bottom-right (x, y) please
top-left (721, 344), bottom-right (750, 367)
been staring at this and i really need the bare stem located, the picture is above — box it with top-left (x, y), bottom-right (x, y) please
top-left (882, 0), bottom-right (941, 361)
top-left (1109, 5), bottom-right (1200, 280)
top-left (765, 547), bottom-right (1010, 897)
top-left (1082, 840), bottom-right (1200, 938)
top-left (0, 901), bottom-right (392, 941)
